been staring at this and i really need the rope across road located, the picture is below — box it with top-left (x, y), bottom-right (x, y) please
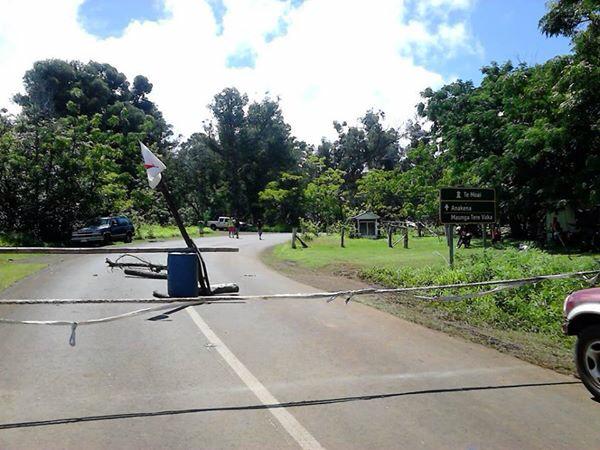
top-left (0, 269), bottom-right (598, 346)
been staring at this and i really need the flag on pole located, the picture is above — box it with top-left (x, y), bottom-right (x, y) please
top-left (140, 142), bottom-right (166, 189)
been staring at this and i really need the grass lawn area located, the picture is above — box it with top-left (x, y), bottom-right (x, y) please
top-left (0, 236), bottom-right (47, 292)
top-left (0, 255), bottom-right (47, 292)
top-left (272, 234), bottom-right (497, 270)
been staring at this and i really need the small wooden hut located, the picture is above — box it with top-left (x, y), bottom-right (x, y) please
top-left (350, 211), bottom-right (380, 238)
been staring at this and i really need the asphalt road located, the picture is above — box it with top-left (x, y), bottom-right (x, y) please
top-left (1, 233), bottom-right (600, 449)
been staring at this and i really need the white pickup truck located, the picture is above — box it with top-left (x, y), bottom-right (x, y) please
top-left (207, 216), bottom-right (231, 231)
top-left (207, 217), bottom-right (249, 231)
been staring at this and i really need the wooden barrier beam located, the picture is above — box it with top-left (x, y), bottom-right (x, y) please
top-left (0, 246), bottom-right (238, 254)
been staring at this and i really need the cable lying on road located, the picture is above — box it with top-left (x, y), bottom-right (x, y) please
top-left (0, 269), bottom-right (597, 346)
top-left (0, 299), bottom-right (244, 346)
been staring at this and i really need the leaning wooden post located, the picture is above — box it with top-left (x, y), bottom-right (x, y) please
top-left (291, 227), bottom-right (297, 249)
top-left (157, 177), bottom-right (210, 294)
top-left (141, 142), bottom-right (211, 294)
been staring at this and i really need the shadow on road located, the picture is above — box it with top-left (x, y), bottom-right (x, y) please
top-left (0, 380), bottom-right (579, 430)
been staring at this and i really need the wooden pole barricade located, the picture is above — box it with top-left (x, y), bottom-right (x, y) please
top-left (0, 247), bottom-right (238, 254)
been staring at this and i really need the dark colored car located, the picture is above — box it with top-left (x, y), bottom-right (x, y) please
top-left (563, 287), bottom-right (600, 399)
top-left (71, 216), bottom-right (135, 245)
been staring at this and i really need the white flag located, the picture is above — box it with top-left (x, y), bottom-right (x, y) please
top-left (140, 142), bottom-right (166, 189)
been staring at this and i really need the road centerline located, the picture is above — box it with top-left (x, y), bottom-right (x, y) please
top-left (186, 306), bottom-right (324, 450)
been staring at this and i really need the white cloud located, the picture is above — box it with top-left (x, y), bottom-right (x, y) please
top-left (0, 0), bottom-right (479, 144)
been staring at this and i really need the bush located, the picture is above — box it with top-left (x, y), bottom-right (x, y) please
top-left (360, 248), bottom-right (598, 337)
top-left (299, 218), bottom-right (320, 242)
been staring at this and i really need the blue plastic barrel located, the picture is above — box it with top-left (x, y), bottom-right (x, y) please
top-left (167, 253), bottom-right (199, 297)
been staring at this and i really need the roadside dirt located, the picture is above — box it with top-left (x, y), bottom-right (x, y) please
top-left (262, 249), bottom-right (576, 375)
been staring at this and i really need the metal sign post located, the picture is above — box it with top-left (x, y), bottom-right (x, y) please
top-left (440, 187), bottom-right (496, 267)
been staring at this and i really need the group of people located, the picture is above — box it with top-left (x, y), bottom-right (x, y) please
top-left (455, 224), bottom-right (502, 249)
top-left (226, 217), bottom-right (240, 239)
top-left (226, 217), bottom-right (263, 240)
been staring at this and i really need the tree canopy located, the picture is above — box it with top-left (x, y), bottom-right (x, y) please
top-left (0, 0), bottom-right (598, 245)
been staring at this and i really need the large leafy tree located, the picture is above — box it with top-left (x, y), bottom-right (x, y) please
top-left (1, 59), bottom-right (174, 240)
top-left (304, 167), bottom-right (346, 225)
top-left (0, 113), bottom-right (128, 240)
top-left (202, 88), bottom-right (300, 219)
top-left (323, 110), bottom-right (399, 198)
top-left (169, 133), bottom-right (227, 223)
top-left (259, 172), bottom-right (306, 226)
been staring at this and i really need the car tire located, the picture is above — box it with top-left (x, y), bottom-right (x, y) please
top-left (124, 232), bottom-right (132, 243)
top-left (575, 324), bottom-right (600, 400)
top-left (103, 233), bottom-right (111, 245)
top-left (210, 224), bottom-right (217, 231)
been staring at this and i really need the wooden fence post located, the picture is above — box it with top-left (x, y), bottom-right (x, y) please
top-left (388, 226), bottom-right (393, 248)
top-left (341, 226), bottom-right (345, 248)
top-left (292, 227), bottom-right (297, 249)
top-left (403, 228), bottom-right (409, 249)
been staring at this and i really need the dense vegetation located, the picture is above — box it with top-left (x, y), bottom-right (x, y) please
top-left (273, 233), bottom-right (598, 338)
top-left (361, 247), bottom-right (598, 338)
top-left (0, 0), bottom-right (597, 244)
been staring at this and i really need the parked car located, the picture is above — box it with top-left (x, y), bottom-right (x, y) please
top-left (206, 216), bottom-right (249, 231)
top-left (71, 216), bottom-right (135, 245)
top-left (563, 287), bottom-right (600, 399)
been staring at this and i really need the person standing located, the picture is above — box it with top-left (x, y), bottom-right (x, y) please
top-left (234, 218), bottom-right (240, 239)
top-left (257, 219), bottom-right (263, 240)
top-left (227, 217), bottom-right (234, 238)
top-left (552, 215), bottom-right (564, 245)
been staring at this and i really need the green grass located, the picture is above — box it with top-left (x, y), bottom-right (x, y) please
top-left (0, 255), bottom-right (47, 292)
top-left (134, 224), bottom-right (214, 241)
top-left (273, 234), bottom-right (494, 269)
top-left (0, 236), bottom-right (47, 292)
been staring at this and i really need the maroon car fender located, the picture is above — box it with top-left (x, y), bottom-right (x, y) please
top-left (564, 288), bottom-right (600, 335)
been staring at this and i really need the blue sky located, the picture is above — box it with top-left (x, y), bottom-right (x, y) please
top-left (78, 0), bottom-right (170, 38)
top-left (77, 0), bottom-right (571, 86)
top-left (0, 0), bottom-right (574, 142)
top-left (425, 0), bottom-right (572, 84)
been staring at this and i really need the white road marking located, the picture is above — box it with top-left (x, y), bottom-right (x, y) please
top-left (186, 307), bottom-right (324, 450)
